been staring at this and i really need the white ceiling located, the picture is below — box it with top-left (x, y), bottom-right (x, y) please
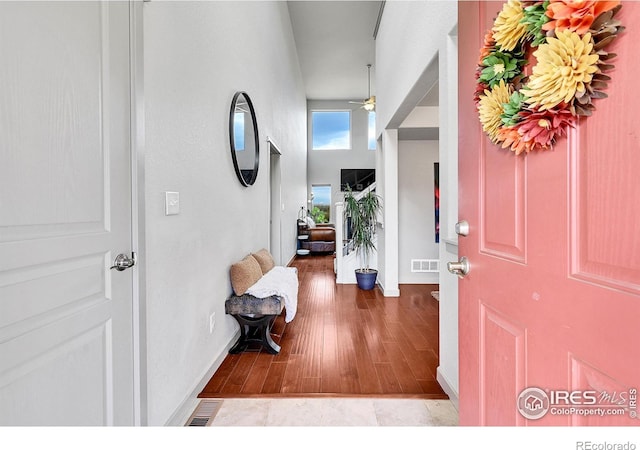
top-left (287, 1), bottom-right (383, 101)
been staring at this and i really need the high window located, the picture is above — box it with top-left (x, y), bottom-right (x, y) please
top-left (312, 110), bottom-right (351, 150)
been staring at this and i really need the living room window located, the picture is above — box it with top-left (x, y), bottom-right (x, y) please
top-left (312, 110), bottom-right (351, 150)
top-left (310, 184), bottom-right (331, 223)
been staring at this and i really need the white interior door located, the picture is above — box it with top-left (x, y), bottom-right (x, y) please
top-left (0, 1), bottom-right (135, 425)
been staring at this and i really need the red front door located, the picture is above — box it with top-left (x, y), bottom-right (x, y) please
top-left (458, 1), bottom-right (640, 425)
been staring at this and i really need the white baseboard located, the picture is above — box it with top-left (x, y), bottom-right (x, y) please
top-left (164, 329), bottom-right (240, 426)
top-left (286, 252), bottom-right (297, 267)
top-left (437, 366), bottom-right (459, 411)
top-left (378, 280), bottom-right (399, 297)
top-left (383, 288), bottom-right (400, 297)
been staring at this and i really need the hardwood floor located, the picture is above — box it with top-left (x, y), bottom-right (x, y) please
top-left (198, 254), bottom-right (447, 399)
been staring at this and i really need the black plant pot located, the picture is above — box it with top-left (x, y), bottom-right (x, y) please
top-left (355, 269), bottom-right (378, 290)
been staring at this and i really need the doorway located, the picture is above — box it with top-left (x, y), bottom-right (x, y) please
top-left (269, 139), bottom-right (283, 265)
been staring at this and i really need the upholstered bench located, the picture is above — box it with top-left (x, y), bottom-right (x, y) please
top-left (225, 293), bottom-right (283, 354)
top-left (225, 249), bottom-right (298, 355)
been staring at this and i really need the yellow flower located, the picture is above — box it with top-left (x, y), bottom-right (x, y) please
top-left (492, 0), bottom-right (528, 52)
top-left (478, 80), bottom-right (512, 143)
top-left (524, 29), bottom-right (600, 110)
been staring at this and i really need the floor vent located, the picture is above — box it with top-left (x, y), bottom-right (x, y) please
top-left (411, 259), bottom-right (439, 273)
top-left (185, 400), bottom-right (223, 426)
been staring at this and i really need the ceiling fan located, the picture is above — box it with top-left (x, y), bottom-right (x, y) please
top-left (349, 64), bottom-right (375, 111)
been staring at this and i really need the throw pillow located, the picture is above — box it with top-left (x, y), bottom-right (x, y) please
top-left (252, 248), bottom-right (275, 275)
top-left (230, 255), bottom-right (263, 296)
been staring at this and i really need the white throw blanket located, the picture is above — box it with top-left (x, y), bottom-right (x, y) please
top-left (246, 266), bottom-right (299, 323)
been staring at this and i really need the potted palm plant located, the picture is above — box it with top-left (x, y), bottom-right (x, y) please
top-left (343, 187), bottom-right (382, 290)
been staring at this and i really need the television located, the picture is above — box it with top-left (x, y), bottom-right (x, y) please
top-left (340, 168), bottom-right (375, 191)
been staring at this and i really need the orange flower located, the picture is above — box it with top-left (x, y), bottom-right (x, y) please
top-left (516, 106), bottom-right (576, 150)
top-left (497, 126), bottom-right (536, 155)
top-left (542, 0), bottom-right (621, 35)
top-left (478, 29), bottom-right (496, 65)
top-left (497, 107), bottom-right (575, 154)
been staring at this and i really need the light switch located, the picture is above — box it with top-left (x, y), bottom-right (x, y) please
top-left (165, 192), bottom-right (179, 215)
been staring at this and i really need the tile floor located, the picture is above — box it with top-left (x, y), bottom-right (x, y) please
top-left (197, 398), bottom-right (458, 426)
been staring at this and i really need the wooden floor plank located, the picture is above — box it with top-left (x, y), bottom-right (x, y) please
top-left (199, 353), bottom-right (239, 394)
top-left (382, 341), bottom-right (427, 394)
top-left (280, 354), bottom-right (304, 393)
top-left (240, 352), bottom-right (272, 394)
top-left (261, 361), bottom-right (286, 394)
top-left (198, 255), bottom-right (447, 399)
top-left (353, 322), bottom-right (384, 394)
top-left (320, 310), bottom-right (341, 393)
top-left (374, 363), bottom-right (403, 394)
top-left (221, 352), bottom-right (258, 393)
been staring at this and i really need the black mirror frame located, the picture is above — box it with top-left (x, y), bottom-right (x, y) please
top-left (229, 91), bottom-right (259, 187)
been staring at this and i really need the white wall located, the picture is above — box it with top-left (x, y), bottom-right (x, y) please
top-left (377, 129), bottom-right (400, 296)
top-left (398, 140), bottom-right (439, 284)
top-left (375, 1), bottom-right (458, 403)
top-left (144, 1), bottom-right (306, 425)
top-left (375, 2), bottom-right (457, 133)
top-left (306, 100), bottom-right (376, 221)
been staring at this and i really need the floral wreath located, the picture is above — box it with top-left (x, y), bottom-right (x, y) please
top-left (475, 0), bottom-right (624, 155)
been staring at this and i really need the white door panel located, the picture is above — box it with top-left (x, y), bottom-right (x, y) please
top-left (0, 1), bottom-right (134, 425)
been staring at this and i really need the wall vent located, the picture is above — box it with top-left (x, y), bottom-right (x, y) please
top-left (411, 259), bottom-right (439, 273)
top-left (185, 400), bottom-right (222, 426)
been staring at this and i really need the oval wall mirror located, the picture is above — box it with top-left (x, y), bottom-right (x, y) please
top-left (229, 91), bottom-right (259, 187)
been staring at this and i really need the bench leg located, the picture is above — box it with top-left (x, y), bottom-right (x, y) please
top-left (229, 314), bottom-right (281, 355)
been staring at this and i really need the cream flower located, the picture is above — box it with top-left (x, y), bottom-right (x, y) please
top-left (478, 80), bottom-right (512, 143)
top-left (524, 29), bottom-right (599, 110)
top-left (492, 0), bottom-right (528, 51)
